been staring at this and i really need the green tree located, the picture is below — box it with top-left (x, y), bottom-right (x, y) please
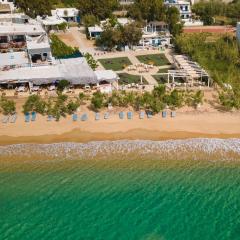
top-left (22, 95), bottom-right (46, 114)
top-left (164, 89), bottom-right (184, 109)
top-left (128, 0), bottom-right (165, 22)
top-left (91, 91), bottom-right (106, 111)
top-left (79, 92), bottom-right (87, 104)
top-left (15, 0), bottom-right (52, 17)
top-left (57, 80), bottom-right (70, 92)
top-left (58, 22), bottom-right (68, 31)
top-left (84, 53), bottom-right (99, 70)
top-left (95, 26), bottom-right (119, 50)
top-left (122, 22), bottom-right (143, 49)
top-left (0, 97), bottom-right (16, 115)
top-left (82, 14), bottom-right (99, 27)
top-left (166, 7), bottom-right (183, 37)
top-left (66, 100), bottom-right (80, 114)
top-left (50, 34), bottom-right (79, 59)
top-left (77, 0), bottom-right (118, 20)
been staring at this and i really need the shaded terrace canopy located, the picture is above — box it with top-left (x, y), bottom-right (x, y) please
top-left (0, 58), bottom-right (98, 85)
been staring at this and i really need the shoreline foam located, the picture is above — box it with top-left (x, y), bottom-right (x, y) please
top-left (1, 138), bottom-right (240, 162)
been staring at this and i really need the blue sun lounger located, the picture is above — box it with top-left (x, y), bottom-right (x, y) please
top-left (162, 111), bottom-right (167, 118)
top-left (171, 111), bottom-right (176, 118)
top-left (81, 113), bottom-right (88, 121)
top-left (95, 112), bottom-right (100, 121)
top-left (139, 111), bottom-right (145, 119)
top-left (2, 115), bottom-right (9, 124)
top-left (31, 112), bottom-right (37, 121)
top-left (147, 111), bottom-right (153, 118)
top-left (72, 113), bottom-right (78, 121)
top-left (119, 111), bottom-right (125, 119)
top-left (127, 111), bottom-right (133, 120)
top-left (25, 112), bottom-right (30, 122)
top-left (47, 115), bottom-right (53, 121)
top-left (10, 114), bottom-right (17, 123)
top-left (104, 112), bottom-right (109, 120)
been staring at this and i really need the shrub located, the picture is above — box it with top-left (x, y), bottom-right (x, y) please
top-left (0, 97), bottom-right (16, 115)
top-left (57, 80), bottom-right (70, 92)
top-left (51, 94), bottom-right (69, 121)
top-left (164, 89), bottom-right (184, 109)
top-left (66, 100), bottom-right (80, 114)
top-left (50, 34), bottom-right (79, 59)
top-left (185, 90), bottom-right (204, 109)
top-left (91, 91), bottom-right (106, 111)
top-left (22, 95), bottom-right (46, 114)
top-left (79, 92), bottom-right (88, 104)
top-left (58, 22), bottom-right (68, 31)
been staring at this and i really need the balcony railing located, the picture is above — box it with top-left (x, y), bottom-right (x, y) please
top-left (0, 41), bottom-right (26, 50)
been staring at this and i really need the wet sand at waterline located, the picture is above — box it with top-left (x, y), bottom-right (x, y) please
top-left (1, 111), bottom-right (240, 145)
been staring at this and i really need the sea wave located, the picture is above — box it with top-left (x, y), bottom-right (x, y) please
top-left (1, 138), bottom-right (240, 161)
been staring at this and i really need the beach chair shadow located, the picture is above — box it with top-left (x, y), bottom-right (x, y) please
top-left (95, 112), bottom-right (100, 121)
top-left (147, 111), bottom-right (153, 119)
top-left (104, 112), bottom-right (109, 120)
top-left (2, 115), bottom-right (9, 124)
top-left (139, 111), bottom-right (145, 119)
top-left (171, 111), bottom-right (176, 118)
top-left (81, 113), bottom-right (88, 121)
top-left (10, 113), bottom-right (17, 123)
top-left (119, 111), bottom-right (125, 120)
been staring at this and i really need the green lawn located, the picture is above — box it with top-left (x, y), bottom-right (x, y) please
top-left (118, 73), bottom-right (148, 85)
top-left (136, 54), bottom-right (170, 66)
top-left (153, 75), bottom-right (168, 84)
top-left (157, 67), bottom-right (174, 73)
top-left (153, 75), bottom-right (185, 84)
top-left (98, 57), bottom-right (132, 71)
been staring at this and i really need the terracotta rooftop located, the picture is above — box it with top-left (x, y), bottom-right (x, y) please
top-left (183, 25), bottom-right (236, 34)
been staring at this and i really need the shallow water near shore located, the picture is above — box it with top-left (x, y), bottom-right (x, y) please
top-left (1, 139), bottom-right (240, 240)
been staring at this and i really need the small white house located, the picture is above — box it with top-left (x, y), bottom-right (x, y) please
top-left (164, 0), bottom-right (203, 26)
top-left (51, 8), bottom-right (79, 23)
top-left (140, 32), bottom-right (171, 48)
top-left (237, 22), bottom-right (240, 44)
top-left (119, 0), bottom-right (134, 5)
top-left (37, 15), bottom-right (67, 31)
top-left (144, 21), bottom-right (169, 33)
top-left (88, 18), bottom-right (133, 39)
top-left (88, 26), bottom-right (103, 39)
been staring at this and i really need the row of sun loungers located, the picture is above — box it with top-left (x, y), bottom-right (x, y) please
top-left (72, 111), bottom-right (176, 121)
top-left (1, 113), bottom-right (17, 124)
top-left (25, 112), bottom-right (37, 122)
top-left (1, 111), bottom-right (176, 124)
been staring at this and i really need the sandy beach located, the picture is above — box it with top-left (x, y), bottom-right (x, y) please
top-left (1, 107), bottom-right (240, 145)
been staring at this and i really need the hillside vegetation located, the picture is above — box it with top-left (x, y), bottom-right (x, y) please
top-left (175, 33), bottom-right (240, 110)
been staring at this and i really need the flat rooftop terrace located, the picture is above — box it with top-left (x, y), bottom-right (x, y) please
top-left (0, 23), bottom-right (45, 36)
top-left (0, 51), bottom-right (29, 67)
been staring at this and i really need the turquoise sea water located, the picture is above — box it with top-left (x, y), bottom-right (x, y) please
top-left (1, 140), bottom-right (240, 240)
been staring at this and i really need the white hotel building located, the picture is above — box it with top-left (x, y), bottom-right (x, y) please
top-left (164, 0), bottom-right (203, 26)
